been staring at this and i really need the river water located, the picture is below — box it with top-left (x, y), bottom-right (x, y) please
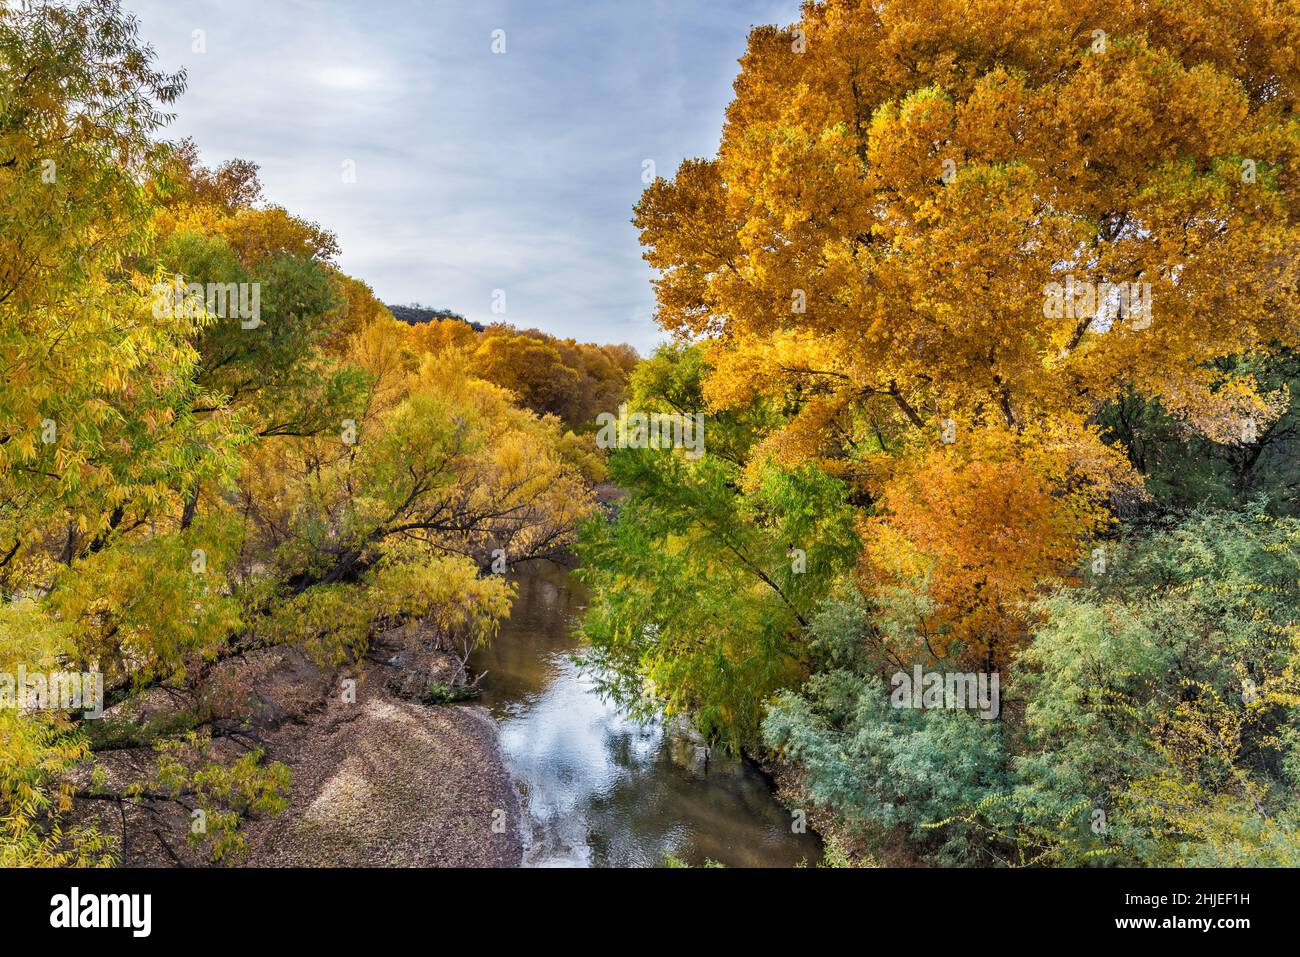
top-left (469, 559), bottom-right (823, 868)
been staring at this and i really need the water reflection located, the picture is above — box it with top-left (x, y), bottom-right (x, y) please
top-left (469, 560), bottom-right (822, 868)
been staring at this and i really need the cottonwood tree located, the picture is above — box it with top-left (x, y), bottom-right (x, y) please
top-left (633, 0), bottom-right (1300, 663)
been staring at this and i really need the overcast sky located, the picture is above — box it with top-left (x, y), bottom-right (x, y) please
top-left (124, 0), bottom-right (801, 353)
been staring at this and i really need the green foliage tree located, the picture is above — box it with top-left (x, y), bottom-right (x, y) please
top-left (578, 345), bottom-right (860, 749)
top-left (0, 0), bottom-right (256, 865)
top-left (1100, 350), bottom-right (1300, 516)
top-left (765, 508), bottom-right (1300, 866)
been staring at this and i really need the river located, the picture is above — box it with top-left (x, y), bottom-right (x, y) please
top-left (469, 559), bottom-right (823, 868)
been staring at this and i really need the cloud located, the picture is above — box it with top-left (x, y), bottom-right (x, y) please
top-left (126, 0), bottom-right (802, 352)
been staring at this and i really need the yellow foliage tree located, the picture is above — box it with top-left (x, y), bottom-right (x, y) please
top-left (635, 0), bottom-right (1300, 653)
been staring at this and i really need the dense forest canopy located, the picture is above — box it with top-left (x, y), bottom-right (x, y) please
top-left (577, 0), bottom-right (1300, 866)
top-left (0, 0), bottom-right (630, 864)
top-left (2, 0), bottom-right (1298, 871)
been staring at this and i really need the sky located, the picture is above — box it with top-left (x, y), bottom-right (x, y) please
top-left (124, 0), bottom-right (803, 354)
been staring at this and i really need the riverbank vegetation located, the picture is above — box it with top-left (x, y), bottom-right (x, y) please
top-left (578, 0), bottom-right (1300, 866)
top-left (0, 0), bottom-right (626, 865)
top-left (6, 0), bottom-right (1299, 871)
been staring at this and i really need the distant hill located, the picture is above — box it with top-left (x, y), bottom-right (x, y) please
top-left (387, 303), bottom-right (485, 331)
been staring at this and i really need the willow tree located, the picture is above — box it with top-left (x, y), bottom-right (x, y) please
top-left (1, 0), bottom-right (598, 865)
top-left (0, 0), bottom-right (249, 864)
top-left (635, 0), bottom-right (1300, 664)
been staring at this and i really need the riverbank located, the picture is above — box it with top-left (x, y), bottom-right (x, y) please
top-left (78, 549), bottom-right (822, 868)
top-left (239, 628), bottom-right (522, 867)
top-left (79, 627), bottom-right (522, 867)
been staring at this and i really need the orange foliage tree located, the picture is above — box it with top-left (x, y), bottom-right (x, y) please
top-left (635, 0), bottom-right (1300, 659)
top-left (405, 321), bottom-right (637, 426)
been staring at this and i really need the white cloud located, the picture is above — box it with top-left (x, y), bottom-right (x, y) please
top-left (125, 0), bottom-right (803, 352)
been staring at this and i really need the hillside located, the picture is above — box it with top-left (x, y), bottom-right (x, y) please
top-left (386, 303), bottom-right (485, 331)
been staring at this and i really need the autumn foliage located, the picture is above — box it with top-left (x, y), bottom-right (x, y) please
top-left (634, 0), bottom-right (1300, 660)
top-left (576, 0), bottom-right (1300, 865)
top-left (407, 318), bottom-right (637, 426)
top-left (0, 0), bottom-right (607, 865)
